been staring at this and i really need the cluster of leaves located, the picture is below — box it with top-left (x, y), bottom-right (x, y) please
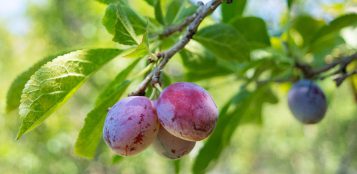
top-left (5, 0), bottom-right (357, 173)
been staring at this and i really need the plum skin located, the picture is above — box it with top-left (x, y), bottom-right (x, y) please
top-left (156, 82), bottom-right (218, 141)
top-left (288, 80), bottom-right (327, 124)
top-left (153, 126), bottom-right (196, 159)
top-left (103, 96), bottom-right (159, 156)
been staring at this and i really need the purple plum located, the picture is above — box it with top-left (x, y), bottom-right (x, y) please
top-left (103, 96), bottom-right (159, 156)
top-left (288, 80), bottom-right (327, 124)
top-left (156, 82), bottom-right (218, 141)
top-left (153, 126), bottom-right (196, 159)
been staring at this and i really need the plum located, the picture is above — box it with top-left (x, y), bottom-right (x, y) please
top-left (288, 80), bottom-right (327, 124)
top-left (153, 126), bottom-right (196, 159)
top-left (103, 96), bottom-right (159, 156)
top-left (156, 82), bottom-right (218, 141)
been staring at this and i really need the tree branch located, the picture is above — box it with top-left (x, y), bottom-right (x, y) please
top-left (159, 2), bottom-right (204, 39)
top-left (334, 69), bottom-right (357, 87)
top-left (296, 53), bottom-right (357, 79)
top-left (257, 53), bottom-right (357, 86)
top-left (129, 0), bottom-right (223, 96)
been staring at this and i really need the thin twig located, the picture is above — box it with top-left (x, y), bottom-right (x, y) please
top-left (129, 0), bottom-right (223, 96)
top-left (296, 53), bottom-right (357, 79)
top-left (334, 69), bottom-right (357, 87)
top-left (159, 3), bottom-right (203, 39)
top-left (257, 53), bottom-right (357, 85)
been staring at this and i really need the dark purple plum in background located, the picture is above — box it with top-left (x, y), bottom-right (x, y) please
top-left (288, 80), bottom-right (327, 124)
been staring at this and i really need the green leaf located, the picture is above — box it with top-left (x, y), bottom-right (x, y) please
top-left (194, 24), bottom-right (250, 61)
top-left (155, 0), bottom-right (165, 25)
top-left (6, 52), bottom-right (67, 112)
top-left (96, 0), bottom-right (120, 4)
top-left (291, 15), bottom-right (325, 46)
top-left (309, 35), bottom-right (345, 66)
top-left (310, 13), bottom-right (357, 45)
top-left (74, 59), bottom-right (140, 158)
top-left (112, 155), bottom-right (124, 164)
top-left (95, 59), bottom-right (140, 106)
top-left (303, 14), bottom-right (357, 65)
top-left (221, 0), bottom-right (247, 23)
top-left (144, 0), bottom-right (156, 6)
top-left (123, 32), bottom-right (150, 58)
top-left (193, 85), bottom-right (277, 174)
top-left (17, 49), bottom-right (121, 139)
top-left (165, 0), bottom-right (183, 24)
top-left (173, 160), bottom-right (181, 174)
top-left (230, 17), bottom-right (271, 48)
top-left (173, 5), bottom-right (197, 24)
top-left (112, 3), bottom-right (139, 45)
top-left (75, 81), bottom-right (131, 158)
top-left (103, 2), bottom-right (146, 45)
top-left (180, 49), bottom-right (233, 81)
top-left (193, 89), bottom-right (250, 174)
top-left (287, 0), bottom-right (294, 9)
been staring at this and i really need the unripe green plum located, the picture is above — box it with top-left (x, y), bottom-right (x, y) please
top-left (156, 82), bottom-right (218, 141)
top-left (103, 96), bottom-right (159, 156)
top-left (153, 126), bottom-right (196, 159)
top-left (288, 80), bottom-right (327, 124)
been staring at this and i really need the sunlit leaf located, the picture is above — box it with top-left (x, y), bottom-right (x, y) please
top-left (6, 52), bottom-right (68, 112)
top-left (17, 49), bottom-right (121, 139)
top-left (123, 32), bottom-right (150, 58)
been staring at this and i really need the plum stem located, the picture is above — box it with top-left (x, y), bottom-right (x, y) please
top-left (129, 0), bottom-right (224, 96)
top-left (154, 83), bottom-right (163, 93)
top-left (149, 87), bottom-right (157, 100)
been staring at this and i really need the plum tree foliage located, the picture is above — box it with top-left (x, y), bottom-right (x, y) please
top-left (5, 0), bottom-right (357, 173)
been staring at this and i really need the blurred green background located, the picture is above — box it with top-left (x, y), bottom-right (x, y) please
top-left (1, 0), bottom-right (357, 173)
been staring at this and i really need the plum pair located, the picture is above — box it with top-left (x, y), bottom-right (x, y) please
top-left (103, 82), bottom-right (218, 159)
